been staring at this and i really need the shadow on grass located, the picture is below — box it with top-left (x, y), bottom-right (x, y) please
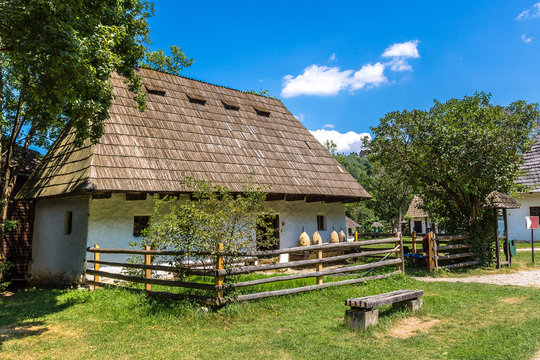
top-left (0, 289), bottom-right (81, 349)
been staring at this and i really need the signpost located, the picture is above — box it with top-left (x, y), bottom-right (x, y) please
top-left (525, 216), bottom-right (538, 263)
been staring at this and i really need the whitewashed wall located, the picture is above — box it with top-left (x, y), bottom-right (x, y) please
top-left (31, 195), bottom-right (89, 285)
top-left (409, 217), bottom-right (427, 233)
top-left (32, 193), bottom-right (350, 279)
top-left (264, 200), bottom-right (347, 249)
top-left (507, 193), bottom-right (539, 242)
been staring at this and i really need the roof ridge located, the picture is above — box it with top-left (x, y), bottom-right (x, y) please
top-left (137, 66), bottom-right (281, 101)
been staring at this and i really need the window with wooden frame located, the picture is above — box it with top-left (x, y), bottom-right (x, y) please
top-left (64, 211), bottom-right (73, 235)
top-left (133, 216), bottom-right (150, 237)
top-left (530, 207), bottom-right (540, 217)
top-left (317, 215), bottom-right (326, 231)
top-left (126, 193), bottom-right (147, 201)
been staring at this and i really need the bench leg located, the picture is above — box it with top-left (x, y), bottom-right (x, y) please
top-left (344, 309), bottom-right (379, 330)
top-left (405, 298), bottom-right (422, 311)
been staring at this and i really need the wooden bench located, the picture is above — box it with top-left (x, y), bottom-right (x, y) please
top-left (344, 289), bottom-right (424, 329)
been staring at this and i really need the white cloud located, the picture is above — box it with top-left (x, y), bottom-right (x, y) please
top-left (382, 40), bottom-right (420, 72)
top-left (516, 3), bottom-right (540, 20)
top-left (281, 63), bottom-right (386, 98)
top-left (350, 62), bottom-right (387, 89)
top-left (323, 123), bottom-right (335, 129)
top-left (387, 58), bottom-right (413, 71)
top-left (281, 65), bottom-right (352, 97)
top-left (281, 40), bottom-right (420, 97)
top-left (382, 40), bottom-right (420, 58)
top-left (522, 34), bottom-right (533, 43)
top-left (310, 129), bottom-right (371, 153)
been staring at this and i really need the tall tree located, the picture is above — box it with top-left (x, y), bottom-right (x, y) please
top-left (0, 0), bottom-right (192, 255)
top-left (369, 92), bottom-right (539, 240)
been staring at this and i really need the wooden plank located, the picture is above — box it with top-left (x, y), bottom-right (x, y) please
top-left (93, 244), bottom-right (100, 289)
top-left (144, 245), bottom-right (151, 291)
top-left (86, 238), bottom-right (399, 258)
top-left (87, 247), bottom-right (213, 256)
top-left (438, 260), bottom-right (480, 269)
top-left (235, 271), bottom-right (402, 302)
top-left (222, 237), bottom-right (400, 257)
top-left (85, 269), bottom-right (215, 290)
top-left (85, 280), bottom-right (221, 306)
top-left (437, 244), bottom-right (472, 251)
top-left (437, 252), bottom-right (475, 261)
top-left (346, 289), bottom-right (424, 308)
top-left (215, 242), bottom-right (224, 300)
top-left (217, 247), bottom-right (399, 276)
top-left (225, 259), bottom-right (402, 289)
top-left (86, 260), bottom-right (213, 277)
top-left (316, 249), bottom-right (323, 285)
top-left (345, 289), bottom-right (414, 305)
top-left (434, 235), bottom-right (472, 241)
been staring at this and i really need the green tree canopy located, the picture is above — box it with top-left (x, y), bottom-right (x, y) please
top-left (369, 92), bottom-right (539, 236)
top-left (0, 0), bottom-right (192, 250)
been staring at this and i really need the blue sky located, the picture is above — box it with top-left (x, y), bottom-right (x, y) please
top-left (146, 1), bottom-right (540, 152)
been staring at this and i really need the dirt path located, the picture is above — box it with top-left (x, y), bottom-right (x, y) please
top-left (414, 270), bottom-right (540, 287)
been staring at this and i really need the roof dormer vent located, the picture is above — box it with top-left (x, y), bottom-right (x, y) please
top-left (187, 95), bottom-right (206, 105)
top-left (254, 107), bottom-right (270, 117)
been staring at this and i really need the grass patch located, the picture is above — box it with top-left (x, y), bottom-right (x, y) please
top-left (1, 275), bottom-right (539, 360)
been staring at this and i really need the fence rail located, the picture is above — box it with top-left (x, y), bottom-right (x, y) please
top-left (425, 232), bottom-right (478, 272)
top-left (85, 234), bottom-right (404, 306)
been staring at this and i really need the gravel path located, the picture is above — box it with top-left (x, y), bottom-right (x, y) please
top-left (414, 270), bottom-right (540, 287)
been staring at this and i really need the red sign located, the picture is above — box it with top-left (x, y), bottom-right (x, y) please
top-left (526, 216), bottom-right (539, 229)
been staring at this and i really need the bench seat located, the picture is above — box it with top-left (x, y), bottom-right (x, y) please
top-left (346, 289), bottom-right (424, 309)
top-left (344, 289), bottom-right (424, 330)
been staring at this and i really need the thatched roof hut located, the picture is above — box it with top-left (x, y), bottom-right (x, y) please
top-left (17, 68), bottom-right (371, 202)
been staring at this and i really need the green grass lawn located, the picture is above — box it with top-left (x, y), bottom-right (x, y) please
top-left (1, 274), bottom-right (539, 360)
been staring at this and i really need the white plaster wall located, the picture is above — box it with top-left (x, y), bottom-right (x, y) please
top-left (264, 200), bottom-right (347, 249)
top-left (507, 193), bottom-right (540, 242)
top-left (86, 195), bottom-right (347, 263)
top-left (31, 195), bottom-right (89, 285)
top-left (87, 193), bottom-right (158, 262)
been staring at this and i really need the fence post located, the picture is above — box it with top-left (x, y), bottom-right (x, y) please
top-left (433, 233), bottom-right (439, 271)
top-left (214, 242), bottom-right (224, 304)
top-left (144, 245), bottom-right (151, 291)
top-left (316, 249), bottom-right (323, 285)
top-left (412, 231), bottom-right (417, 254)
top-left (354, 231), bottom-right (358, 242)
top-left (93, 244), bottom-right (100, 289)
top-left (396, 232), bottom-right (404, 272)
top-left (428, 232), bottom-right (435, 273)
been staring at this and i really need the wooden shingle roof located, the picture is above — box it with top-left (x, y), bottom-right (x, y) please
top-left (406, 196), bottom-right (428, 218)
top-left (17, 68), bottom-right (371, 201)
top-left (516, 135), bottom-right (540, 192)
top-left (483, 191), bottom-right (520, 209)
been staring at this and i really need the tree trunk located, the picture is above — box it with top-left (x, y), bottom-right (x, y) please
top-left (0, 89), bottom-right (25, 243)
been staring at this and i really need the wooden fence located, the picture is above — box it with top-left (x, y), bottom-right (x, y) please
top-left (425, 232), bottom-right (478, 272)
top-left (86, 234), bottom-right (404, 306)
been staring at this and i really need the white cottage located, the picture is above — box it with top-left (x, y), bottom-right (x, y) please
top-left (406, 196), bottom-right (431, 234)
top-left (17, 68), bottom-right (371, 285)
top-left (507, 136), bottom-right (540, 242)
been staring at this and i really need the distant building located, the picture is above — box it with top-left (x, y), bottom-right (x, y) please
top-left (507, 136), bottom-right (540, 242)
top-left (405, 196), bottom-right (436, 234)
